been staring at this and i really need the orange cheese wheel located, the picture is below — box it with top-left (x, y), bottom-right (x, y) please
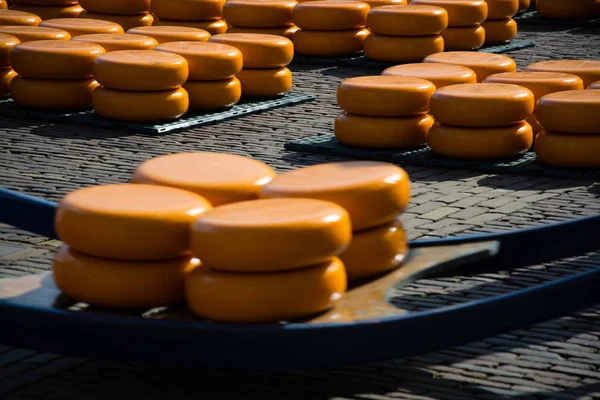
top-left (10, 76), bottom-right (98, 110)
top-left (382, 63), bottom-right (477, 88)
top-left (526, 114), bottom-right (543, 134)
top-left (236, 67), bottom-right (292, 97)
top-left (0, 33), bottom-right (19, 68)
top-left (0, 26), bottom-right (70, 42)
top-left (337, 76), bottom-right (436, 117)
top-left (485, 0), bottom-right (518, 18)
top-left (431, 83), bottom-right (534, 127)
top-left (126, 26), bottom-right (211, 44)
top-left (441, 25), bottom-right (485, 51)
top-left (292, 0), bottom-right (370, 31)
top-left (93, 86), bottom-right (189, 122)
top-left (535, 131), bottom-right (600, 168)
top-left (53, 246), bottom-right (199, 309)
top-left (184, 78), bottom-right (242, 110)
top-left (154, 41), bottom-right (242, 80)
top-left (518, 0), bottom-right (530, 13)
top-left (153, 19), bottom-right (228, 35)
top-left (40, 18), bottom-right (124, 37)
top-left (535, 90), bottom-right (600, 134)
top-left (151, 0), bottom-right (225, 21)
top-left (364, 34), bottom-right (444, 63)
top-left (185, 257), bottom-right (347, 323)
top-left (11, 4), bottom-right (84, 19)
top-left (11, 0), bottom-right (77, 5)
top-left (524, 60), bottom-right (600, 89)
top-left (79, 0), bottom-right (151, 15)
top-left (362, 0), bottom-right (407, 8)
top-left (208, 33), bottom-right (293, 68)
top-left (72, 33), bottom-right (158, 52)
top-left (55, 184), bottom-right (211, 260)
top-left (589, 80), bottom-right (600, 89)
top-left (411, 0), bottom-right (488, 26)
top-left (223, 0), bottom-right (296, 28)
top-left (0, 1), bottom-right (6, 9)
top-left (132, 152), bottom-right (276, 207)
top-left (80, 12), bottom-right (154, 32)
top-left (335, 112), bottom-right (433, 149)
top-left (536, 0), bottom-right (600, 20)
top-left (227, 25), bottom-right (298, 39)
top-left (0, 10), bottom-right (41, 26)
top-left (423, 51), bottom-right (516, 81)
top-left (261, 161), bottom-right (410, 231)
top-left (293, 28), bottom-right (369, 56)
top-left (0, 67), bottom-right (16, 95)
top-left (483, 71), bottom-right (585, 100)
top-left (481, 17), bottom-right (516, 45)
top-left (367, 5), bottom-right (448, 36)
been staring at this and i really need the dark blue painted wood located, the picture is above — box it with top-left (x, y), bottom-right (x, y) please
top-left (0, 187), bottom-right (57, 239)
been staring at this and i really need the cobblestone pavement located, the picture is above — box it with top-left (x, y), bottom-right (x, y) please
top-left (1, 22), bottom-right (600, 400)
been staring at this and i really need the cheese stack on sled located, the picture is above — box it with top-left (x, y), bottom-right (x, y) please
top-left (224, 0), bottom-right (298, 39)
top-left (482, 0), bottom-right (518, 45)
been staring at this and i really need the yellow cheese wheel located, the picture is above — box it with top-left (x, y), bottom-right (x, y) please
top-left (483, 71), bottom-right (585, 100)
top-left (0, 1), bottom-right (6, 10)
top-left (441, 25), bottom-right (485, 51)
top-left (411, 0), bottom-right (488, 26)
top-left (154, 41), bottom-right (242, 81)
top-left (184, 78), bottom-right (242, 110)
top-left (428, 121), bottom-right (533, 159)
top-left (485, 0), bottom-right (518, 18)
top-left (0, 26), bottom-right (70, 42)
top-left (0, 33), bottom-right (19, 68)
top-left (55, 183), bottom-right (211, 260)
top-left (11, 0), bottom-right (77, 5)
top-left (72, 33), bottom-right (158, 52)
top-left (524, 60), bottom-right (600, 88)
top-left (367, 5), bottom-right (448, 36)
top-left (423, 51), bottom-right (516, 81)
top-left (153, 19), bottom-right (228, 35)
top-left (40, 18), bottom-right (124, 37)
top-left (337, 76), bottom-right (436, 117)
top-left (227, 25), bottom-right (298, 39)
top-left (589, 80), bottom-right (600, 89)
top-left (53, 246), bottom-right (199, 309)
top-left (237, 67), bottom-right (292, 97)
top-left (132, 152), bottom-right (276, 206)
top-left (80, 12), bottom-right (154, 32)
top-left (335, 112), bottom-right (433, 149)
top-left (261, 161), bottom-right (410, 231)
top-left (292, 0), bottom-right (370, 31)
top-left (79, 0), bottom-right (151, 15)
top-left (0, 10), bottom-right (41, 26)
top-left (535, 90), bottom-right (600, 134)
top-left (293, 28), bottom-right (369, 56)
top-left (362, 0), bottom-right (406, 8)
top-left (481, 17), bottom-right (516, 45)
top-left (382, 63), bottom-right (477, 88)
top-left (151, 0), bottom-right (225, 21)
top-left (364, 34), bottom-right (444, 63)
top-left (223, 0), bottom-right (296, 28)
top-left (10, 76), bottom-right (98, 110)
top-left (126, 26), bottom-right (211, 44)
top-left (535, 131), bottom-right (600, 168)
top-left (11, 4), bottom-right (84, 19)
top-left (431, 83), bottom-right (534, 127)
top-left (536, 0), bottom-right (600, 20)
top-left (0, 67), bottom-right (16, 95)
top-left (208, 33), bottom-right (293, 68)
top-left (185, 257), bottom-right (347, 323)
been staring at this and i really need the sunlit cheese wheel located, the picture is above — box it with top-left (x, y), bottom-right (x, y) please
top-left (80, 12), bottom-right (154, 32)
top-left (185, 257), bottom-right (346, 323)
top-left (431, 83), bottom-right (534, 127)
top-left (151, 0), bottom-right (225, 21)
top-left (126, 26), bottom-right (211, 44)
top-left (337, 76), bottom-right (436, 117)
top-left (261, 161), bottom-right (410, 231)
top-left (237, 67), bottom-right (292, 97)
top-left (411, 0), bottom-right (488, 26)
top-left (0, 0), bottom-right (6, 9)
top-left (535, 90), bottom-right (600, 134)
top-left (364, 34), bottom-right (444, 63)
top-left (154, 41), bottom-right (242, 80)
top-left (40, 18), bottom-right (124, 37)
top-left (55, 184), bottom-right (211, 260)
top-left (362, 0), bottom-right (406, 8)
top-left (0, 10), bottom-right (41, 26)
top-left (11, 4), bottom-right (84, 19)
top-left (481, 17), bottom-right (516, 45)
top-left (208, 33), bottom-right (293, 68)
top-left (293, 28), bottom-right (369, 56)
top-left (184, 78), bottom-right (242, 110)
top-left (441, 25), bottom-right (485, 51)
top-left (335, 112), bottom-right (433, 149)
top-left (485, 0), bottom-right (518, 18)
top-left (227, 25), bottom-right (298, 39)
top-left (223, 0), bottom-right (296, 28)
top-left (483, 71), bottom-right (585, 100)
top-left (0, 68), bottom-right (16, 95)
top-left (382, 63), bottom-right (477, 88)
top-left (536, 0), bottom-right (600, 20)
top-left (153, 19), bottom-right (228, 35)
top-left (10, 76), bottom-right (98, 110)
top-left (0, 26), bottom-right (70, 42)
top-left (367, 5), bottom-right (448, 36)
top-left (524, 60), bottom-right (600, 88)
top-left (424, 51), bottom-right (516, 81)
top-left (589, 80), bottom-right (600, 89)
top-left (0, 33), bottom-right (19, 68)
top-left (72, 33), bottom-right (158, 52)
top-left (53, 246), bottom-right (199, 309)
top-left (292, 0), bottom-right (370, 31)
top-left (535, 131), bottom-right (600, 168)
top-left (79, 0), bottom-right (151, 15)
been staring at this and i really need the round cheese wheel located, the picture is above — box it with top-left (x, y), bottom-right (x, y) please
top-left (536, 0), bottom-right (600, 20)
top-left (151, 0), bottom-right (225, 21)
top-left (53, 246), bottom-right (199, 309)
top-left (485, 0), bottom-right (518, 18)
top-left (0, 33), bottom-right (19, 68)
top-left (483, 71), bottom-right (585, 100)
top-left (0, 68), bottom-right (16, 96)
top-left (40, 18), bottom-right (124, 37)
top-left (10, 76), bottom-right (98, 110)
top-left (93, 86), bottom-right (189, 122)
top-left (226, 25), bottom-right (298, 39)
top-left (481, 17), bottom-right (516, 45)
top-left (79, 0), bottom-right (151, 15)
top-left (518, 0), bottom-right (530, 13)
top-left (367, 5), bottom-right (448, 36)
top-left (0, 10), bottom-right (41, 26)
top-left (184, 78), bottom-right (242, 110)
top-left (535, 90), bottom-right (600, 134)
top-left (236, 67), bottom-right (292, 97)
top-left (261, 161), bottom-right (410, 231)
top-left (293, 28), bottom-right (369, 56)
top-left (0, 26), bottom-right (70, 42)
top-left (11, 0), bottom-right (77, 5)
top-left (153, 19), bottom-right (228, 35)
top-left (154, 41), bottom-right (242, 81)
top-left (80, 12), bottom-right (154, 32)
top-left (208, 33), bottom-right (293, 68)
top-left (382, 63), bottom-right (477, 88)
top-left (335, 112), bottom-right (433, 149)
top-left (535, 131), bottom-right (600, 168)
top-left (423, 51), bottom-right (517, 81)
top-left (73, 33), bottom-right (158, 52)
top-left (411, 0), bottom-right (488, 26)
top-left (364, 34), bottom-right (444, 63)
top-left (441, 25), bottom-right (485, 51)
top-left (292, 0), bottom-right (370, 31)
top-left (55, 183), bottom-right (211, 260)
top-left (524, 60), bottom-right (600, 89)
top-left (126, 26), bottom-right (210, 44)
top-left (11, 4), bottom-right (84, 19)
top-left (132, 152), bottom-right (276, 206)
top-left (431, 83), bottom-right (534, 127)
top-left (223, 0), bottom-right (296, 28)
top-left (185, 257), bottom-right (346, 323)
top-left (0, 1), bottom-right (6, 10)
top-left (589, 80), bottom-right (600, 89)
top-left (337, 75), bottom-right (436, 117)
top-left (361, 0), bottom-right (406, 8)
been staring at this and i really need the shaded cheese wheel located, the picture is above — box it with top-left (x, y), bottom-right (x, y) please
top-left (367, 5), bottom-right (448, 36)
top-left (362, 0), bottom-right (406, 8)
top-left (292, 0), bottom-right (370, 31)
top-left (441, 25), bottom-right (485, 51)
top-left (223, 0), bottom-right (297, 28)
top-left (293, 28), bottom-right (369, 56)
top-left (0, 33), bottom-right (19, 68)
top-left (154, 41), bottom-right (242, 80)
top-left (227, 25), bottom-right (298, 39)
top-left (53, 246), bottom-right (200, 309)
top-left (0, 0), bottom-right (6, 9)
top-left (536, 0), bottom-right (600, 20)
top-left (411, 0), bottom-right (488, 26)
top-left (337, 75), bottom-right (436, 117)
top-left (485, 0), bottom-right (518, 18)
top-left (526, 114), bottom-right (542, 134)
top-left (0, 68), bottom-right (16, 96)
top-left (261, 161), bottom-right (410, 231)
top-left (535, 90), bottom-right (600, 134)
top-left (535, 131), bottom-right (600, 168)
top-left (185, 257), bottom-right (347, 323)
top-left (364, 34), bottom-right (444, 63)
top-left (72, 33), bottom-right (158, 52)
top-left (11, 0), bottom-right (77, 5)
top-left (10, 76), bottom-right (98, 110)
top-left (524, 60), bottom-right (600, 88)
top-left (132, 152), bottom-right (276, 206)
top-left (79, 0), bottom-right (151, 15)
top-left (127, 26), bottom-right (210, 44)
top-left (11, 4), bottom-right (84, 19)
top-left (430, 83), bottom-right (534, 127)
top-left (151, 0), bottom-right (225, 21)
top-left (481, 17), bottom-right (517, 45)
top-left (0, 26), bottom-right (70, 42)
top-left (423, 51), bottom-right (516, 81)
top-left (80, 12), bottom-right (154, 32)
top-left (483, 71), bottom-right (584, 100)
top-left (589, 80), bottom-right (600, 89)
top-left (237, 67), bottom-right (292, 98)
top-left (153, 19), bottom-right (228, 35)
top-left (55, 183), bottom-right (211, 259)
top-left (335, 112), bottom-right (433, 149)
top-left (0, 10), bottom-right (41, 26)
top-left (184, 78), bottom-right (242, 110)
top-left (382, 63), bottom-right (477, 88)
top-left (518, 0), bottom-right (530, 13)
top-left (191, 198), bottom-right (351, 272)
top-left (40, 18), bottom-right (124, 37)
top-left (208, 33), bottom-right (293, 68)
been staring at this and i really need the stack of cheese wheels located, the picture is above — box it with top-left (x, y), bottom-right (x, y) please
top-left (92, 50), bottom-right (190, 122)
top-left (482, 0), bottom-right (518, 45)
top-left (53, 184), bottom-right (211, 309)
top-left (292, 0), bottom-right (370, 57)
top-left (151, 0), bottom-right (227, 35)
top-left (364, 5), bottom-right (447, 63)
top-left (224, 0), bottom-right (298, 40)
top-left (536, 0), bottom-right (600, 20)
top-left (11, 1), bottom-right (83, 20)
top-left (335, 76), bottom-right (436, 149)
top-left (260, 161), bottom-right (410, 282)
top-left (428, 83), bottom-right (535, 159)
top-left (524, 60), bottom-right (600, 89)
top-left (382, 62), bottom-right (478, 88)
top-left (0, 9), bottom-right (41, 25)
top-left (39, 18), bottom-right (124, 37)
top-left (423, 51), bottom-right (516, 82)
top-left (72, 33), bottom-right (159, 52)
top-left (209, 33), bottom-right (293, 98)
top-left (413, 0), bottom-right (488, 51)
top-left (10, 40), bottom-right (104, 110)
top-left (126, 26), bottom-right (211, 44)
top-left (0, 25), bottom-right (70, 42)
top-left (155, 41), bottom-right (243, 110)
top-left (534, 90), bottom-right (600, 168)
top-left (79, 0), bottom-right (153, 31)
top-left (0, 33), bottom-right (18, 97)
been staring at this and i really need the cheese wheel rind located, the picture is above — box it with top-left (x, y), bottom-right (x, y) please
top-left (485, 0), bottom-right (519, 18)
top-left (236, 67), bottom-right (292, 98)
top-left (292, 0), bottom-right (370, 31)
top-left (382, 62), bottom-right (477, 88)
top-left (184, 78), bottom-right (242, 110)
top-left (226, 25), bottom-right (298, 39)
top-left (535, 90), bottom-right (600, 134)
top-left (151, 0), bottom-right (225, 21)
top-left (524, 60), bottom-right (600, 88)
top-left (0, 33), bottom-right (20, 68)
top-left (0, 68), bottom-right (16, 96)
top-left (11, 4), bottom-right (84, 20)
top-left (293, 28), bottom-right (369, 57)
top-left (362, 0), bottom-right (407, 8)
top-left (589, 80), bottom-right (600, 90)
top-left (10, 76), bottom-right (98, 110)
top-left (79, 0), bottom-right (151, 15)
top-left (483, 71), bottom-right (585, 100)
top-left (153, 19), bottom-right (228, 35)
top-left (481, 17), bottom-right (517, 45)
top-left (80, 12), bottom-right (154, 32)
top-left (72, 33), bottom-right (158, 52)
top-left (535, 131), bottom-right (600, 168)
top-left (208, 33), bottom-right (293, 68)
top-left (0, 26), bottom-right (71, 42)
top-left (40, 18), bottom-right (124, 37)
top-left (0, 10), bottom-right (41, 26)
top-left (127, 26), bottom-right (211, 44)
top-left (411, 0), bottom-right (488, 26)
top-left (423, 51), bottom-right (517, 82)
top-left (441, 25), bottom-right (485, 51)
top-left (223, 0), bottom-right (297, 28)
top-left (367, 5), bottom-right (448, 36)
top-left (364, 34), bottom-right (444, 63)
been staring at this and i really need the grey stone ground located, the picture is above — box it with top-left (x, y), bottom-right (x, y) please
top-left (0, 21), bottom-right (600, 400)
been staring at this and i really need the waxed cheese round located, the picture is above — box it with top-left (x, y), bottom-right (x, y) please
top-left (153, 19), bottom-right (228, 35)
top-left (0, 0), bottom-right (6, 9)
top-left (40, 18), bottom-right (124, 37)
top-left (367, 5), bottom-right (448, 36)
top-left (424, 51), bottom-right (517, 81)
top-left (485, 0), bottom-right (519, 18)
top-left (535, 90), bottom-right (600, 134)
top-left (535, 131), bottom-right (600, 168)
top-left (293, 28), bottom-right (369, 56)
top-left (208, 33), bottom-right (293, 68)
top-left (226, 25), bottom-right (298, 39)
top-left (10, 76), bottom-right (98, 110)
top-left (0, 10), bottom-right (41, 26)
top-left (236, 67), bottom-right (292, 98)
top-left (79, 0), bottom-right (151, 15)
top-left (0, 68), bottom-right (16, 96)
top-left (483, 71), bottom-right (585, 100)
top-left (151, 0), bottom-right (225, 21)
top-left (589, 80), bottom-right (600, 89)
top-left (411, 0), bottom-right (488, 26)
top-left (223, 0), bottom-right (297, 28)
top-left (11, 4), bottom-right (84, 20)
top-left (0, 33), bottom-right (20, 68)
top-left (0, 26), bottom-right (71, 42)
top-left (481, 18), bottom-right (517, 45)
top-left (364, 34), bottom-right (444, 63)
top-left (127, 26), bottom-right (211, 44)
top-left (72, 33), bottom-right (158, 52)
top-left (184, 78), bottom-right (241, 110)
top-left (382, 63), bottom-right (477, 88)
top-left (441, 25), bottom-right (485, 51)
top-left (524, 60), bottom-right (600, 88)
top-left (362, 0), bottom-right (406, 8)
top-left (80, 12), bottom-right (154, 32)
top-left (292, 0), bottom-right (370, 31)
